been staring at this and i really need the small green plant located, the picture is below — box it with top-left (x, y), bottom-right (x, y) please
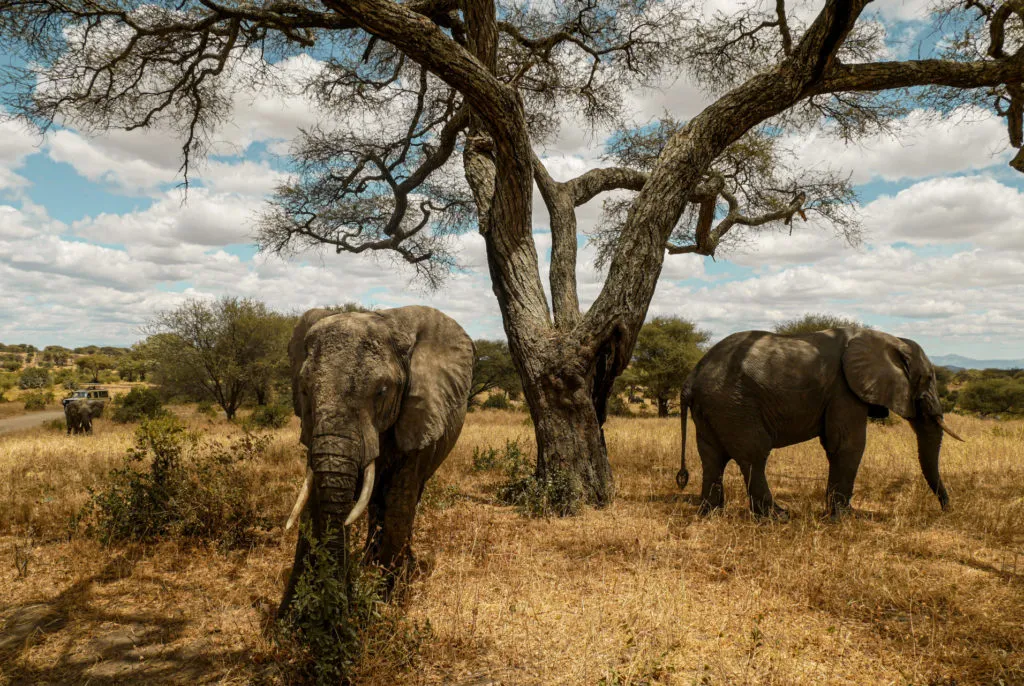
top-left (471, 444), bottom-right (502, 472)
top-left (277, 523), bottom-right (387, 685)
top-left (607, 394), bottom-right (631, 416)
top-left (23, 390), bottom-right (54, 410)
top-left (77, 417), bottom-right (271, 547)
top-left (110, 387), bottom-right (165, 423)
top-left (481, 392), bottom-right (510, 410)
top-left (245, 403), bottom-right (291, 429)
top-left (493, 439), bottom-right (581, 517)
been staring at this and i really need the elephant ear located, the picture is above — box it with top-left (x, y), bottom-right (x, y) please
top-left (842, 329), bottom-right (915, 418)
top-left (382, 306), bottom-right (474, 454)
top-left (290, 308), bottom-right (342, 446)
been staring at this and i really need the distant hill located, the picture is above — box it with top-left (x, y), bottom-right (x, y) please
top-left (931, 354), bottom-right (1024, 371)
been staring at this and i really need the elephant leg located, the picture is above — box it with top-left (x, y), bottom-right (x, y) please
top-left (738, 458), bottom-right (788, 521)
top-left (696, 431), bottom-right (728, 516)
top-left (822, 400), bottom-right (868, 519)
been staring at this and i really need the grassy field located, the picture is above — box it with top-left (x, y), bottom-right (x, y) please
top-left (0, 409), bottom-right (1022, 684)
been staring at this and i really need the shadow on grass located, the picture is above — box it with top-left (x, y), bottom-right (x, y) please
top-left (0, 550), bottom-right (263, 685)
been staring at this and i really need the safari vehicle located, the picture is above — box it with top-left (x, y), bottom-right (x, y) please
top-left (62, 385), bottom-right (111, 407)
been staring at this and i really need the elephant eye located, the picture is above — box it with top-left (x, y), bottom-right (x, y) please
top-left (377, 384), bottom-right (388, 396)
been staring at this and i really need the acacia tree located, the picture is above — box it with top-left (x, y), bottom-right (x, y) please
top-left (3, 0), bottom-right (1023, 507)
top-left (774, 312), bottom-right (867, 335)
top-left (470, 339), bottom-right (521, 405)
top-left (628, 317), bottom-right (709, 417)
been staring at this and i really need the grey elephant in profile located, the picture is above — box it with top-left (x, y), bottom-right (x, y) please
top-left (677, 327), bottom-right (963, 519)
top-left (279, 305), bottom-right (474, 614)
top-left (65, 399), bottom-right (105, 435)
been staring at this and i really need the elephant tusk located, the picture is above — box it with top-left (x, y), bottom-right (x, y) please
top-left (936, 416), bottom-right (965, 442)
top-left (344, 461), bottom-right (375, 527)
top-left (284, 467), bottom-right (313, 532)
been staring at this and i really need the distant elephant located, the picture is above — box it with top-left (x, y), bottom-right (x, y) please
top-left (677, 328), bottom-right (963, 519)
top-left (65, 399), bottom-right (105, 435)
top-left (279, 305), bottom-right (474, 614)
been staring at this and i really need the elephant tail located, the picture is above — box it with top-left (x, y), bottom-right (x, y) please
top-left (676, 383), bottom-right (691, 491)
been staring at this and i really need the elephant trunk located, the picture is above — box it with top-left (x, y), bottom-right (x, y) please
top-left (910, 416), bottom-right (950, 511)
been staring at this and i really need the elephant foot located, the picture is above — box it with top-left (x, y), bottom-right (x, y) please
top-left (753, 505), bottom-right (790, 523)
top-left (675, 469), bottom-right (689, 491)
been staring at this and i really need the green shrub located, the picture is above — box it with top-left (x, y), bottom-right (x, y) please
top-left (277, 523), bottom-right (416, 685)
top-left (607, 394), bottom-right (630, 416)
top-left (493, 439), bottom-right (581, 518)
top-left (110, 387), bottom-right (165, 423)
top-left (481, 392), bottom-right (510, 410)
top-left (23, 390), bottom-right (54, 410)
top-left (419, 478), bottom-right (462, 511)
top-left (471, 444), bottom-right (502, 472)
top-left (77, 417), bottom-right (272, 547)
top-left (18, 367), bottom-right (51, 389)
top-left (958, 377), bottom-right (1024, 417)
top-left (245, 403), bottom-right (291, 429)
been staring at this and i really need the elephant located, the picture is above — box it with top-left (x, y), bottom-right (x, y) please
top-left (676, 327), bottom-right (964, 520)
top-left (279, 305), bottom-right (474, 614)
top-left (65, 399), bottom-right (105, 435)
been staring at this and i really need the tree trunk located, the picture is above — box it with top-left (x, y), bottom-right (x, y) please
top-left (657, 397), bottom-right (669, 418)
top-left (519, 362), bottom-right (614, 505)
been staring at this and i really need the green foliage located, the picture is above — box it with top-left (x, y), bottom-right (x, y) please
top-left (957, 377), bottom-right (1024, 417)
top-left (471, 444), bottom-right (502, 472)
top-left (196, 400), bottom-right (218, 419)
top-left (419, 478), bottom-right (463, 511)
top-left (18, 366), bottom-right (51, 389)
top-left (278, 524), bottom-right (385, 685)
top-left (43, 418), bottom-right (66, 431)
top-left (0, 343), bottom-right (36, 353)
top-left (626, 316), bottom-right (709, 417)
top-left (75, 354), bottom-right (116, 382)
top-left (607, 394), bottom-right (630, 416)
top-left (470, 340), bottom-right (521, 406)
top-left (144, 297), bottom-right (294, 420)
top-left (245, 403), bottom-right (291, 429)
top-left (110, 387), bottom-right (165, 423)
top-left (1, 354), bottom-right (21, 372)
top-left (492, 439), bottom-right (581, 517)
top-left (78, 417), bottom-right (272, 547)
top-left (23, 390), bottom-right (54, 410)
top-left (481, 392), bottom-right (510, 410)
top-left (773, 313), bottom-right (867, 335)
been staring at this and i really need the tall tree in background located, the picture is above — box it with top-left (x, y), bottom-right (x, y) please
top-left (774, 313), bottom-right (866, 336)
top-left (145, 297), bottom-right (289, 419)
top-left (75, 354), bottom-right (116, 383)
top-left (3, 0), bottom-right (1023, 507)
top-left (628, 317), bottom-right (709, 417)
top-left (470, 339), bottom-right (521, 406)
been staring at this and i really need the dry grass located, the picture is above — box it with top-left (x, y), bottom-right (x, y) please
top-left (1, 409), bottom-right (1022, 684)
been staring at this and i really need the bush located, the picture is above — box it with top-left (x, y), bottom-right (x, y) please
top-left (245, 403), bottom-right (291, 429)
top-left (471, 444), bottom-right (502, 472)
top-left (23, 390), bottom-right (54, 410)
top-left (276, 523), bottom-right (426, 685)
top-left (77, 417), bottom-right (272, 547)
top-left (110, 387), bottom-right (165, 423)
top-left (43, 418), bottom-right (66, 431)
top-left (196, 400), bottom-right (218, 419)
top-left (958, 377), bottom-right (1024, 416)
top-left (607, 394), bottom-right (630, 416)
top-left (481, 392), bottom-right (510, 410)
top-left (493, 439), bottom-right (581, 518)
top-left (18, 367), bottom-right (51, 389)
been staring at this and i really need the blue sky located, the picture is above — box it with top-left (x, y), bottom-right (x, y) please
top-left (1, 1), bottom-right (1024, 360)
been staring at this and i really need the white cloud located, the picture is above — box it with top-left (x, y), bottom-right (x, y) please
top-left (789, 107), bottom-right (1011, 184)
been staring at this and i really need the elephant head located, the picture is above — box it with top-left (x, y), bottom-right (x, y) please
top-left (282, 306), bottom-right (473, 592)
top-left (842, 329), bottom-right (963, 510)
top-left (65, 398), bottom-right (105, 434)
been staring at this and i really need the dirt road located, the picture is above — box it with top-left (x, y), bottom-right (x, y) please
top-left (0, 410), bottom-right (64, 435)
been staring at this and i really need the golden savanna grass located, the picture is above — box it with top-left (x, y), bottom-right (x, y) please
top-left (1, 409), bottom-right (1022, 684)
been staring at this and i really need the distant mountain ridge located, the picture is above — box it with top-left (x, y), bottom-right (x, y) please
top-left (931, 354), bottom-right (1024, 370)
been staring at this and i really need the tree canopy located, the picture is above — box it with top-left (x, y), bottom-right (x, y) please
top-left (470, 339), bottom-right (521, 405)
top-left (773, 313), bottom-right (867, 335)
top-left (625, 317), bottom-right (709, 417)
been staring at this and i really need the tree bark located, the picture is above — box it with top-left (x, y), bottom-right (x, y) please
top-left (657, 397), bottom-right (669, 418)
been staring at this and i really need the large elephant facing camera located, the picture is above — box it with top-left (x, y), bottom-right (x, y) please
top-left (677, 327), bottom-right (963, 519)
top-left (65, 399), bottom-right (105, 435)
top-left (279, 305), bottom-right (473, 613)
